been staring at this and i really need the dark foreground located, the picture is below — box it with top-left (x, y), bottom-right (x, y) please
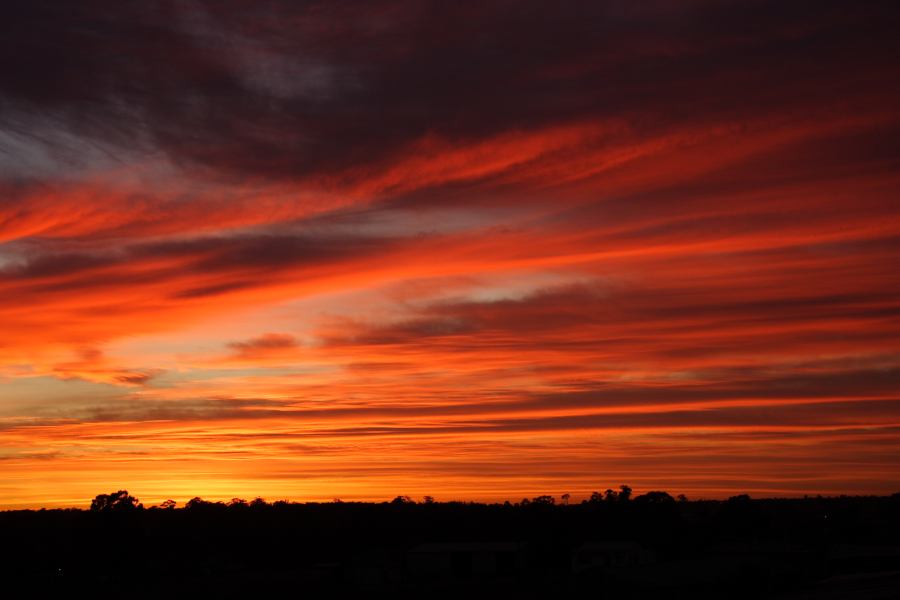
top-left (3, 493), bottom-right (900, 598)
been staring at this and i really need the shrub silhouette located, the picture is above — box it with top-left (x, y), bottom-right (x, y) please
top-left (634, 491), bottom-right (675, 504)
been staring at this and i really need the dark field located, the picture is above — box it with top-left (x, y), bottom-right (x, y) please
top-left (3, 492), bottom-right (900, 598)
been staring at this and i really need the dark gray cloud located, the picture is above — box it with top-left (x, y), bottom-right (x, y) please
top-left (0, 397), bottom-right (288, 431)
top-left (321, 281), bottom-right (900, 354)
top-left (2, 0), bottom-right (898, 183)
top-left (0, 229), bottom-right (409, 297)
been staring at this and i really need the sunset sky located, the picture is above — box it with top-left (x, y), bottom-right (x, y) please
top-left (2, 1), bottom-right (900, 508)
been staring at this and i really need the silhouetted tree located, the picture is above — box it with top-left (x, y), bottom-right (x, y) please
top-left (589, 491), bottom-right (604, 503)
top-left (159, 499), bottom-right (177, 510)
top-left (532, 495), bottom-right (555, 505)
top-left (249, 497), bottom-right (268, 508)
top-left (229, 498), bottom-right (248, 508)
top-left (561, 493), bottom-right (571, 505)
top-left (185, 496), bottom-right (208, 510)
top-left (604, 488), bottom-right (618, 502)
top-left (422, 495), bottom-right (435, 504)
top-left (677, 494), bottom-right (688, 502)
top-left (90, 490), bottom-right (142, 512)
top-left (391, 495), bottom-right (414, 505)
top-left (618, 484), bottom-right (632, 502)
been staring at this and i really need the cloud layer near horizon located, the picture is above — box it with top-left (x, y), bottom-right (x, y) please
top-left (1, 0), bottom-right (899, 507)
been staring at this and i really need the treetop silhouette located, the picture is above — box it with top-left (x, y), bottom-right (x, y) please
top-left (90, 490), bottom-right (143, 512)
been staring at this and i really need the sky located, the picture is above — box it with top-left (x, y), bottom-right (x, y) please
top-left (1, 1), bottom-right (899, 508)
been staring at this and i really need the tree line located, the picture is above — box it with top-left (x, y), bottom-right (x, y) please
top-left (86, 485), bottom-right (759, 512)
